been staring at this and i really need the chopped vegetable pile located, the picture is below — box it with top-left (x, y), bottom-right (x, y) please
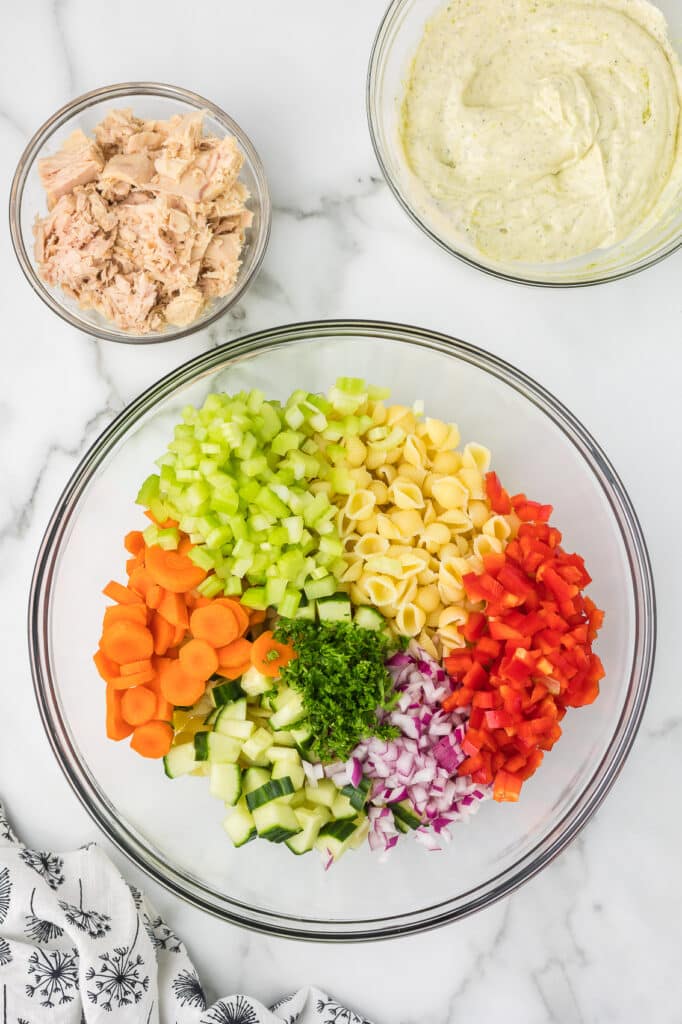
top-left (94, 378), bottom-right (605, 866)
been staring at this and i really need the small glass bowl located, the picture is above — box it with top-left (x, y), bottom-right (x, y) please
top-left (9, 82), bottom-right (271, 343)
top-left (29, 320), bottom-right (655, 940)
top-left (367, 0), bottom-right (682, 287)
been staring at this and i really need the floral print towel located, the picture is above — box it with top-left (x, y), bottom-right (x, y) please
top-left (0, 803), bottom-right (372, 1024)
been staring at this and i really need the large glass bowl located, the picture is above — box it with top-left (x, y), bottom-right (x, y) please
top-left (29, 321), bottom-right (655, 940)
top-left (9, 82), bottom-right (271, 344)
top-left (367, 0), bottom-right (682, 287)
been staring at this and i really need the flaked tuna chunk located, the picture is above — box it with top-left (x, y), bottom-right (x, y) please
top-left (200, 232), bottom-right (243, 297)
top-left (95, 109), bottom-right (145, 153)
top-left (37, 130), bottom-right (104, 209)
top-left (33, 108), bottom-right (252, 333)
top-left (165, 286), bottom-right (205, 327)
top-left (100, 272), bottom-right (158, 332)
top-left (102, 153), bottom-right (154, 187)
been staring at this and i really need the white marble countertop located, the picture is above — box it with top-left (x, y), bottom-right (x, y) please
top-left (2, 2), bottom-right (682, 1021)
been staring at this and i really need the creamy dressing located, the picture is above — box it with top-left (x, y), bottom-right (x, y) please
top-left (400, 0), bottom-right (682, 263)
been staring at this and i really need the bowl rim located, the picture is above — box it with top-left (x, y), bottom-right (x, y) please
top-left (29, 318), bottom-right (656, 941)
top-left (8, 80), bottom-right (272, 344)
top-left (366, 0), bottom-right (682, 289)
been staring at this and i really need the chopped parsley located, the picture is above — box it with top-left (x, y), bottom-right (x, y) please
top-left (273, 619), bottom-right (399, 763)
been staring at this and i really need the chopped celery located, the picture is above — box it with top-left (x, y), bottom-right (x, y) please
top-left (240, 587), bottom-right (268, 610)
top-left (278, 588), bottom-right (301, 618)
top-left (156, 527), bottom-right (180, 550)
top-left (304, 576), bottom-right (337, 600)
top-left (197, 575), bottom-right (225, 598)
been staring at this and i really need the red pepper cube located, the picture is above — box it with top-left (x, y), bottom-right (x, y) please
top-left (463, 660), bottom-right (489, 690)
top-left (472, 690), bottom-right (502, 710)
top-left (485, 472), bottom-right (513, 514)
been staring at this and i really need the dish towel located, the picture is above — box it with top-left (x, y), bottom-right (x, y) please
top-left (0, 801), bottom-right (373, 1024)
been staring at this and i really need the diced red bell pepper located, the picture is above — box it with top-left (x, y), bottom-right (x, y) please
top-left (463, 660), bottom-right (489, 690)
top-left (485, 471), bottom-right (512, 514)
top-left (458, 754), bottom-right (483, 775)
top-left (493, 770), bottom-right (522, 802)
top-left (484, 709), bottom-right (515, 729)
top-left (444, 650), bottom-right (474, 677)
top-left (462, 611), bottom-right (486, 642)
top-left (472, 690), bottom-right (502, 709)
top-left (474, 636), bottom-right (502, 663)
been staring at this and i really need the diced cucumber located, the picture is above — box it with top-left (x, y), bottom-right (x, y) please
top-left (391, 800), bottom-right (423, 830)
top-left (245, 777), bottom-right (295, 811)
top-left (291, 724), bottom-right (313, 756)
top-left (295, 601), bottom-right (316, 622)
top-left (214, 699), bottom-right (248, 725)
top-left (331, 793), bottom-right (357, 820)
top-left (266, 746), bottom-right (301, 763)
top-left (241, 728), bottom-right (275, 765)
top-left (252, 802), bottom-right (302, 843)
top-left (270, 691), bottom-right (306, 730)
top-left (223, 799), bottom-right (256, 847)
top-left (286, 806), bottom-right (331, 854)
top-left (243, 767), bottom-right (271, 794)
top-left (289, 789), bottom-right (307, 809)
top-left (315, 819), bottom-right (361, 861)
top-left (216, 719), bottom-right (254, 741)
top-left (239, 666), bottom-right (272, 697)
top-left (304, 779), bottom-right (338, 809)
top-left (341, 777), bottom-right (371, 811)
top-left (163, 741), bottom-right (196, 779)
top-left (204, 707), bottom-right (220, 727)
top-left (348, 816), bottom-right (370, 849)
top-left (353, 606), bottom-right (387, 631)
top-left (269, 729), bottom-right (296, 747)
top-left (209, 763), bottom-right (242, 805)
top-left (194, 731), bottom-right (242, 764)
top-left (209, 679), bottom-right (244, 706)
top-left (272, 760), bottom-right (305, 791)
top-left (317, 593), bottom-right (352, 623)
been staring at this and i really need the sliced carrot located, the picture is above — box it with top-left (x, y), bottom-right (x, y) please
top-left (178, 536), bottom-right (194, 557)
top-left (149, 675), bottom-right (173, 722)
top-left (100, 620), bottom-right (154, 664)
top-left (121, 686), bottom-right (157, 726)
top-left (146, 545), bottom-right (206, 594)
top-left (190, 603), bottom-right (239, 648)
top-left (157, 590), bottom-right (189, 630)
top-left (103, 603), bottom-right (148, 630)
top-left (158, 659), bottom-right (205, 706)
top-left (103, 580), bottom-right (144, 605)
top-left (111, 667), bottom-right (156, 690)
top-left (250, 630), bottom-right (297, 678)
top-left (124, 530), bottom-right (146, 556)
top-left (215, 598), bottom-right (249, 635)
top-left (146, 584), bottom-right (163, 610)
top-left (94, 649), bottom-right (120, 685)
top-left (179, 638), bottom-right (219, 681)
top-left (151, 613), bottom-right (175, 656)
top-left (128, 567), bottom-right (156, 599)
top-left (171, 623), bottom-right (187, 647)
top-left (217, 637), bottom-right (253, 669)
top-left (215, 660), bottom-right (252, 680)
top-left (130, 720), bottom-right (173, 758)
top-left (126, 555), bottom-right (144, 574)
top-left (120, 658), bottom-right (154, 677)
top-left (106, 684), bottom-right (133, 741)
top-left (249, 609), bottom-right (267, 625)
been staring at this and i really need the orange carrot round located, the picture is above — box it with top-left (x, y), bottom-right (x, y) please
top-left (151, 613), bottom-right (175, 656)
top-left (121, 686), bottom-right (157, 726)
top-left (146, 545), bottom-right (206, 594)
top-left (100, 620), bottom-right (154, 664)
top-left (110, 667), bottom-right (156, 690)
top-left (249, 609), bottom-right (267, 626)
top-left (106, 684), bottom-right (133, 741)
top-left (120, 658), bottom-right (154, 677)
top-left (215, 598), bottom-right (249, 635)
top-left (179, 638), bottom-right (219, 681)
top-left (124, 530), bottom-right (145, 556)
top-left (217, 637), bottom-right (253, 669)
top-left (103, 580), bottom-right (144, 606)
top-left (146, 584), bottom-right (163, 610)
top-left (94, 650), bottom-right (120, 685)
top-left (158, 660), bottom-right (205, 706)
top-left (250, 630), bottom-right (297, 678)
top-left (216, 660), bottom-right (252, 681)
top-left (130, 720), bottom-right (173, 758)
top-left (103, 603), bottom-right (148, 629)
top-left (190, 604), bottom-right (239, 648)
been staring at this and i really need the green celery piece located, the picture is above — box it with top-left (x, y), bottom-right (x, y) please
top-left (240, 586), bottom-right (268, 610)
top-left (136, 474), bottom-right (160, 506)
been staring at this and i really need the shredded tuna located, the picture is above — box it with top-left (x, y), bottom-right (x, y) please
top-left (33, 109), bottom-right (251, 333)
